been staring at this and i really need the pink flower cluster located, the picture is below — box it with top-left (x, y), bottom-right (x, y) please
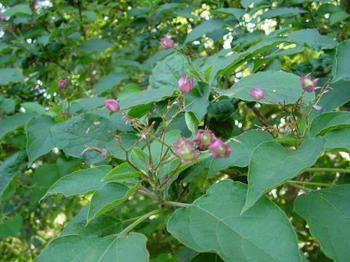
top-left (160, 36), bottom-right (174, 49)
top-left (57, 79), bottom-right (69, 90)
top-left (300, 74), bottom-right (320, 92)
top-left (173, 129), bottom-right (231, 163)
top-left (105, 99), bottom-right (120, 112)
top-left (178, 75), bottom-right (194, 94)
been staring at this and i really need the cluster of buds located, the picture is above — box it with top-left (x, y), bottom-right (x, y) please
top-left (105, 99), bottom-right (120, 112)
top-left (160, 36), bottom-right (174, 49)
top-left (173, 138), bottom-right (199, 163)
top-left (300, 74), bottom-right (320, 92)
top-left (173, 129), bottom-right (231, 163)
top-left (178, 75), bottom-right (194, 94)
top-left (57, 79), bottom-right (69, 90)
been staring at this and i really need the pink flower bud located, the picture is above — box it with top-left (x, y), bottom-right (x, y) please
top-left (173, 137), bottom-right (198, 163)
top-left (105, 99), bottom-right (120, 112)
top-left (178, 76), bottom-right (194, 94)
top-left (250, 87), bottom-right (264, 100)
top-left (208, 138), bottom-right (231, 159)
top-left (57, 79), bottom-right (69, 89)
top-left (160, 36), bottom-right (174, 49)
top-left (193, 129), bottom-right (215, 150)
top-left (0, 14), bottom-right (7, 21)
top-left (300, 74), bottom-right (320, 92)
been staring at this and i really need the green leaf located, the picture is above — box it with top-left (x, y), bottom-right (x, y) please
top-left (242, 138), bottom-right (324, 213)
top-left (0, 152), bottom-right (26, 199)
top-left (87, 182), bottom-right (134, 222)
top-left (332, 39), bottom-right (350, 82)
top-left (0, 112), bottom-right (37, 139)
top-left (0, 214), bottom-right (22, 237)
top-left (69, 98), bottom-right (105, 113)
top-left (294, 184), bottom-right (350, 262)
top-left (149, 53), bottom-right (190, 91)
top-left (26, 116), bottom-right (56, 163)
top-left (324, 128), bottom-right (350, 152)
top-left (167, 180), bottom-right (302, 262)
top-left (79, 38), bottom-right (113, 54)
top-left (96, 72), bottom-right (128, 95)
top-left (119, 88), bottom-right (174, 110)
top-left (45, 166), bottom-right (112, 197)
top-left (261, 7), bottom-right (305, 19)
top-left (310, 111), bottom-right (350, 136)
top-left (309, 80), bottom-right (350, 121)
top-left (329, 10), bottom-right (349, 25)
top-left (36, 233), bottom-right (149, 262)
top-left (185, 111), bottom-right (198, 135)
top-left (0, 68), bottom-right (24, 85)
top-left (30, 164), bottom-right (60, 205)
top-left (241, 0), bottom-right (265, 8)
top-left (4, 4), bottom-right (32, 16)
top-left (221, 71), bottom-right (313, 105)
top-left (0, 97), bottom-right (16, 114)
top-left (207, 130), bottom-right (273, 176)
top-left (214, 8), bottom-right (244, 20)
top-left (51, 114), bottom-right (117, 159)
top-left (61, 206), bottom-right (121, 237)
top-left (185, 85), bottom-right (209, 120)
top-left (185, 19), bottom-right (227, 43)
top-left (103, 162), bottom-right (140, 182)
top-left (287, 29), bottom-right (337, 50)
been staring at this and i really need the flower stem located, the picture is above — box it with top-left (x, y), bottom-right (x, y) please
top-left (304, 167), bottom-right (350, 174)
top-left (118, 209), bottom-right (160, 237)
top-left (164, 201), bottom-right (192, 208)
top-left (287, 180), bottom-right (331, 187)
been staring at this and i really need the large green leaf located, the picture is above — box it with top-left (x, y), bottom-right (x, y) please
top-left (4, 4), bottom-right (32, 16)
top-left (294, 184), bottom-right (350, 262)
top-left (185, 19), bottom-right (227, 43)
top-left (0, 96), bottom-right (15, 114)
top-left (0, 68), bottom-right (24, 85)
top-left (30, 164), bottom-right (60, 205)
top-left (36, 233), bottom-right (149, 262)
top-left (79, 38), bottom-right (113, 54)
top-left (242, 138), bottom-right (324, 213)
top-left (309, 111), bottom-right (350, 136)
top-left (261, 7), bottom-right (305, 19)
top-left (45, 166), bottom-right (112, 197)
top-left (206, 130), bottom-right (273, 176)
top-left (184, 85), bottom-right (209, 120)
top-left (26, 116), bottom-right (56, 164)
top-left (287, 29), bottom-right (337, 50)
top-left (103, 162), bottom-right (140, 182)
top-left (221, 71), bottom-right (314, 105)
top-left (51, 114), bottom-right (117, 159)
top-left (309, 80), bottom-right (350, 121)
top-left (324, 128), bottom-right (350, 152)
top-left (149, 53), bottom-right (190, 91)
top-left (332, 39), bottom-right (350, 83)
top-left (0, 112), bottom-right (36, 139)
top-left (119, 88), bottom-right (174, 110)
top-left (96, 72), bottom-right (128, 95)
top-left (61, 206), bottom-right (121, 237)
top-left (0, 152), bottom-right (26, 199)
top-left (168, 180), bottom-right (303, 262)
top-left (214, 8), bottom-right (244, 20)
top-left (69, 98), bottom-right (105, 113)
top-left (87, 182), bottom-right (134, 222)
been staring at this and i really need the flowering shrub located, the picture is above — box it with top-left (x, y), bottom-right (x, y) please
top-left (1, 1), bottom-right (350, 261)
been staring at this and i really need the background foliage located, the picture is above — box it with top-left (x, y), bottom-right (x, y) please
top-left (1, 0), bottom-right (350, 261)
